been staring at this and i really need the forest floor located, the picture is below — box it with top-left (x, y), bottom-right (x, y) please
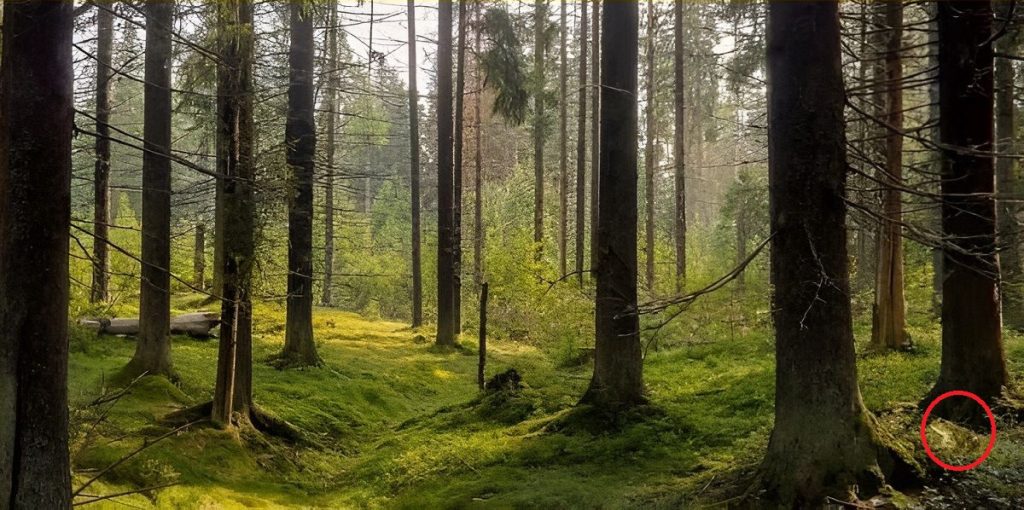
top-left (68, 297), bottom-right (1024, 509)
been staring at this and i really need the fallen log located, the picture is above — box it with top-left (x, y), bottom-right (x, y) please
top-left (79, 312), bottom-right (220, 338)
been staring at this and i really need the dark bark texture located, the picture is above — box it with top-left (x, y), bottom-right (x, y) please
top-left (212, 0), bottom-right (256, 425)
top-left (128, 0), bottom-right (176, 380)
top-left (928, 1), bottom-right (1008, 420)
top-left (581, 0), bottom-right (645, 411)
top-left (91, 2), bottom-right (114, 303)
top-left (408, 0), bottom-right (423, 327)
top-left (0, 2), bottom-right (74, 506)
top-left (322, 0), bottom-right (339, 307)
top-left (575, 0), bottom-right (588, 284)
top-left (760, 2), bottom-right (896, 504)
top-left (673, 0), bottom-right (686, 292)
top-left (436, 0), bottom-right (457, 347)
top-left (282, 0), bottom-right (320, 366)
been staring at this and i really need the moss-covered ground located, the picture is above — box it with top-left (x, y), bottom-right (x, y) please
top-left (68, 292), bottom-right (1024, 509)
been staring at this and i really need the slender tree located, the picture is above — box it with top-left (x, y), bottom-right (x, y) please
top-left (643, 0), bottom-right (656, 291)
top-left (533, 0), bottom-right (546, 256)
top-left (558, 0), bottom-right (569, 276)
top-left (436, 0), bottom-right (457, 347)
top-left (281, 0), bottom-right (320, 367)
top-left (589, 0), bottom-right (600, 271)
top-left (194, 223), bottom-right (206, 289)
top-left (574, 0), bottom-right (588, 284)
top-left (760, 2), bottom-right (899, 503)
top-left (91, 2), bottom-right (114, 303)
top-left (996, 4), bottom-right (1023, 331)
top-left (408, 0), bottom-right (424, 327)
top-left (0, 2), bottom-right (74, 505)
top-left (473, 1), bottom-right (485, 288)
top-left (322, 0), bottom-right (340, 307)
top-left (212, 0), bottom-right (256, 425)
top-left (126, 0), bottom-right (175, 380)
top-left (870, 0), bottom-right (909, 350)
top-left (926, 0), bottom-right (1008, 421)
top-left (581, 0), bottom-right (645, 411)
top-left (453, 0), bottom-right (468, 334)
top-left (672, 0), bottom-right (685, 292)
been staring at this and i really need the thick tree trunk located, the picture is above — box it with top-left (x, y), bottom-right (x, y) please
top-left (643, 0), bottom-right (656, 292)
top-left (0, 2), bottom-right (74, 505)
top-left (581, 0), bottom-right (645, 411)
top-left (453, 0), bottom-right (468, 335)
top-left (408, 0), bottom-right (424, 327)
top-left (436, 0), bottom-right (457, 347)
top-left (212, 0), bottom-right (256, 425)
top-left (589, 0), bottom-right (600, 273)
top-left (575, 0), bottom-right (588, 285)
top-left (927, 1), bottom-right (1008, 421)
top-left (870, 0), bottom-right (909, 351)
top-left (194, 223), bottom-right (206, 289)
top-left (996, 8), bottom-right (1023, 331)
top-left (759, 3), bottom-right (897, 504)
top-left (533, 0), bottom-right (546, 257)
top-left (558, 0), bottom-right (569, 276)
top-left (672, 0), bottom-right (685, 293)
top-left (281, 0), bottom-right (320, 367)
top-left (127, 0), bottom-right (175, 380)
top-left (91, 2), bottom-right (113, 304)
top-left (322, 0), bottom-right (339, 307)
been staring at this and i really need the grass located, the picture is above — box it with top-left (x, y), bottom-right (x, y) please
top-left (67, 290), bottom-right (1024, 509)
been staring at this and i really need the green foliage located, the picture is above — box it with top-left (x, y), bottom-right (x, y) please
top-left (480, 7), bottom-right (530, 126)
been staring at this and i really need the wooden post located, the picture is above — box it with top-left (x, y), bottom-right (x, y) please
top-left (478, 282), bottom-right (488, 390)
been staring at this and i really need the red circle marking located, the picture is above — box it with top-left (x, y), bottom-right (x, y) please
top-left (919, 390), bottom-right (997, 472)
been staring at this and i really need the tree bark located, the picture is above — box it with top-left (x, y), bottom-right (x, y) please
top-left (533, 0), bottom-right (546, 257)
top-left (870, 0), bottom-right (909, 351)
top-left (575, 0), bottom-right (588, 285)
top-left (194, 223), bottom-right (206, 289)
top-left (996, 5), bottom-right (1023, 331)
top-left (672, 0), bottom-right (685, 293)
top-left (281, 0), bottom-right (320, 367)
top-left (473, 1), bottom-right (485, 289)
top-left (408, 0), bottom-right (424, 327)
top-left (91, 2), bottom-right (113, 304)
top-left (643, 0), bottom-right (656, 292)
top-left (127, 0), bottom-right (175, 380)
top-left (589, 0), bottom-right (600, 273)
top-left (558, 0), bottom-right (568, 276)
top-left (436, 0), bottom-right (457, 347)
top-left (212, 0), bottom-right (256, 425)
top-left (453, 0), bottom-right (468, 335)
top-left (759, 2), bottom-right (897, 504)
top-left (581, 0), bottom-right (645, 411)
top-left (926, 1), bottom-right (1008, 422)
top-left (0, 2), bottom-right (74, 505)
top-left (927, 1), bottom-right (942, 315)
top-left (322, 0), bottom-right (339, 307)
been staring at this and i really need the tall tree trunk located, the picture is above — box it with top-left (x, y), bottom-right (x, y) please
top-left (0, 3), bottom-right (73, 506)
top-left (581, 0), bottom-right (645, 411)
top-left (589, 0), bottom-right (600, 272)
top-left (322, 0), bottom-right (339, 307)
top-left (996, 6), bottom-right (1023, 331)
top-left (927, 1), bottom-right (942, 315)
top-left (127, 0), bottom-right (175, 380)
top-left (533, 0), bottom-right (546, 257)
top-left (870, 0), bottom-right (909, 350)
top-left (575, 0), bottom-right (588, 285)
top-left (760, 2), bottom-right (898, 504)
top-left (408, 0), bottom-right (424, 327)
top-left (558, 0), bottom-right (569, 276)
top-left (212, 0), bottom-right (256, 425)
top-left (436, 0), bottom-right (457, 347)
top-left (194, 223), bottom-right (206, 289)
top-left (453, 0), bottom-right (467, 335)
top-left (927, 0), bottom-right (1008, 421)
top-left (91, 2), bottom-right (113, 304)
top-left (672, 0), bottom-right (685, 292)
top-left (473, 1), bottom-right (485, 289)
top-left (643, 0), bottom-right (656, 291)
top-left (282, 0), bottom-right (320, 367)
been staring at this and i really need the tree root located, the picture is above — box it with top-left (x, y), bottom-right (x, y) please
top-left (159, 401), bottom-right (307, 444)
